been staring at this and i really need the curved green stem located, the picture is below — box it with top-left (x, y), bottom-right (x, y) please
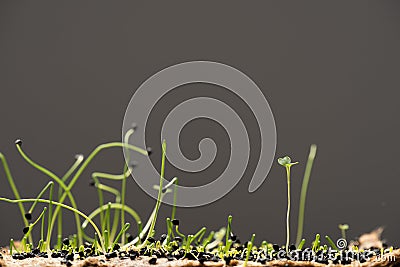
top-left (0, 153), bottom-right (32, 243)
top-left (121, 128), bottom-right (135, 243)
top-left (22, 207), bottom-right (47, 246)
top-left (296, 144), bottom-right (317, 245)
top-left (47, 142), bottom-right (147, 248)
top-left (57, 154), bottom-right (84, 248)
top-left (81, 203), bottom-right (141, 229)
top-left (144, 140), bottom-right (166, 244)
top-left (16, 144), bottom-right (83, 245)
top-left (0, 197), bottom-right (105, 252)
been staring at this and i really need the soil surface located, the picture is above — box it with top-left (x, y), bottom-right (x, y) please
top-left (0, 249), bottom-right (399, 267)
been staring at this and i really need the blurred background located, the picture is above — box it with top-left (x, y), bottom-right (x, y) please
top-left (0, 1), bottom-right (399, 247)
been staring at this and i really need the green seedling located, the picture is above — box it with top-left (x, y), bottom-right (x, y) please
top-left (339, 224), bottom-right (349, 240)
top-left (278, 156), bottom-right (298, 253)
top-left (296, 144), bottom-right (317, 245)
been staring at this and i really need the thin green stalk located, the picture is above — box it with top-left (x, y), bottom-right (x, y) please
top-left (16, 144), bottom-right (83, 245)
top-left (121, 128), bottom-right (135, 243)
top-left (296, 144), bottom-right (317, 245)
top-left (81, 203), bottom-right (141, 230)
top-left (325, 235), bottom-right (339, 251)
top-left (0, 153), bottom-right (32, 243)
top-left (244, 234), bottom-right (255, 267)
top-left (297, 238), bottom-right (306, 250)
top-left (10, 239), bottom-right (19, 254)
top-left (225, 215), bottom-right (233, 247)
top-left (105, 203), bottom-right (111, 243)
top-left (22, 207), bottom-right (47, 244)
top-left (28, 181), bottom-right (54, 213)
top-left (171, 178), bottom-right (178, 221)
top-left (45, 182), bottom-right (54, 251)
top-left (285, 166), bottom-right (291, 254)
top-left (47, 142), bottom-right (147, 247)
top-left (144, 140), bottom-right (166, 244)
top-left (92, 176), bottom-right (105, 233)
top-left (312, 233), bottom-right (320, 252)
top-left (0, 197), bottom-right (105, 252)
top-left (111, 223), bottom-right (130, 250)
top-left (57, 154), bottom-right (84, 248)
top-left (122, 189), bottom-right (172, 249)
top-left (278, 156), bottom-right (298, 254)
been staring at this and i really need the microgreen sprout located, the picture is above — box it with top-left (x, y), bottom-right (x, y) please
top-left (278, 156), bottom-right (298, 253)
top-left (296, 144), bottom-right (317, 245)
top-left (0, 137), bottom-right (393, 266)
top-left (325, 235), bottom-right (339, 251)
top-left (339, 224), bottom-right (349, 240)
top-left (244, 233), bottom-right (255, 267)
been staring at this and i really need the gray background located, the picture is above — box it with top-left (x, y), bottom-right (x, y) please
top-left (0, 1), bottom-right (399, 247)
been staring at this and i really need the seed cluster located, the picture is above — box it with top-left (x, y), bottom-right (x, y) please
top-left (5, 234), bottom-right (396, 266)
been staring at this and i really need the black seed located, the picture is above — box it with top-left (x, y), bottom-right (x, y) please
top-left (15, 139), bottom-right (23, 146)
top-left (172, 219), bottom-right (179, 226)
top-left (24, 213), bottom-right (32, 220)
top-left (289, 244), bottom-right (296, 251)
top-left (127, 234), bottom-right (134, 243)
top-left (78, 251), bottom-right (84, 257)
top-left (113, 244), bottom-right (120, 250)
top-left (273, 244), bottom-right (280, 251)
top-left (224, 256), bottom-right (232, 265)
top-left (160, 234), bottom-right (167, 242)
top-left (23, 227), bottom-right (29, 234)
top-left (65, 254), bottom-right (74, 261)
top-left (149, 257), bottom-right (157, 264)
top-left (174, 236), bottom-right (182, 242)
top-left (105, 251), bottom-right (117, 259)
top-left (32, 248), bottom-right (40, 254)
top-left (167, 256), bottom-right (175, 261)
top-left (66, 261), bottom-right (72, 267)
top-left (146, 147), bottom-right (152, 155)
top-left (148, 237), bottom-right (155, 243)
top-left (230, 233), bottom-right (237, 241)
top-left (62, 238), bottom-right (70, 246)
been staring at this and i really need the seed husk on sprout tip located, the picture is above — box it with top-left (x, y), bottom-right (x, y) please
top-left (172, 219), bottom-right (180, 226)
top-left (15, 139), bottom-right (23, 146)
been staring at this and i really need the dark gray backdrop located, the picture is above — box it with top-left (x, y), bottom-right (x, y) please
top-left (1, 1), bottom-right (399, 247)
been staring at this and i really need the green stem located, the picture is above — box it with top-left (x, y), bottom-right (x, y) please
top-left (23, 207), bottom-right (47, 244)
top-left (58, 154), bottom-right (84, 248)
top-left (81, 203), bottom-right (141, 230)
top-left (296, 144), bottom-right (317, 245)
top-left (121, 128), bottom-right (134, 243)
top-left (111, 223), bottom-right (130, 250)
top-left (16, 144), bottom-right (83, 245)
top-left (171, 178), bottom-right (178, 221)
top-left (286, 166), bottom-right (291, 253)
top-left (47, 142), bottom-right (147, 248)
top-left (0, 153), bottom-right (32, 243)
top-left (0, 197), bottom-right (105, 252)
top-left (45, 182), bottom-right (54, 251)
top-left (144, 140), bottom-right (166, 244)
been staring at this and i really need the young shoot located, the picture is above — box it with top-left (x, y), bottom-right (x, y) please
top-left (338, 224), bottom-right (349, 240)
top-left (278, 156), bottom-right (298, 253)
top-left (296, 144), bottom-right (317, 245)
